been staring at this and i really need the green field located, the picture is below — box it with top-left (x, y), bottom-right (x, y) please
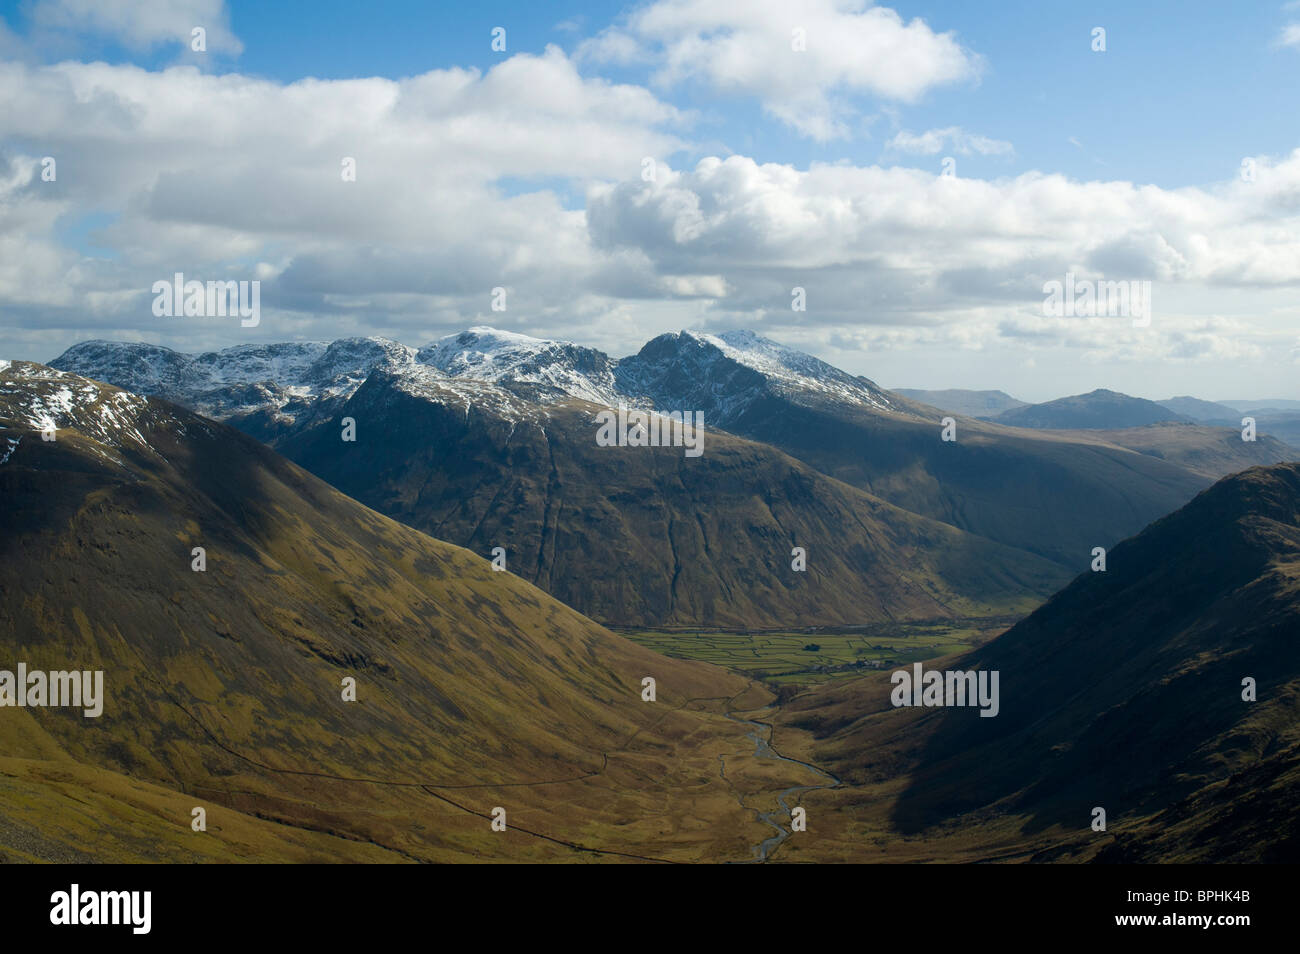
top-left (615, 616), bottom-right (1021, 687)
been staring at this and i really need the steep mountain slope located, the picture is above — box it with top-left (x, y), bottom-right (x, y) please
top-left (615, 332), bottom-right (1213, 569)
top-left (275, 366), bottom-right (1065, 627)
top-left (615, 329), bottom-right (898, 420)
top-left (0, 361), bottom-right (803, 862)
top-left (995, 388), bottom-right (1190, 429)
top-left (54, 328), bottom-right (1246, 590)
top-left (892, 388), bottom-right (1028, 419)
top-left (774, 462), bottom-right (1300, 862)
top-left (50, 337), bottom-right (1069, 627)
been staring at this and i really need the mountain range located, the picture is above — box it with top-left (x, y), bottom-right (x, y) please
top-left (892, 388), bottom-right (1028, 418)
top-left (1158, 396), bottom-right (1300, 450)
top-left (914, 386), bottom-right (1300, 450)
top-left (51, 329), bottom-right (1295, 629)
top-left (991, 388), bottom-right (1192, 430)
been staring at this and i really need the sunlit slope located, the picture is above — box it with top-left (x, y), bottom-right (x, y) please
top-left (0, 362), bottom-right (797, 862)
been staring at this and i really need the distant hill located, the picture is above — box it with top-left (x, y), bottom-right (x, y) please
top-left (995, 388), bottom-right (1190, 430)
top-left (1148, 396), bottom-right (1300, 450)
top-left (1241, 412), bottom-right (1300, 449)
top-left (892, 388), bottom-right (1027, 418)
top-left (1158, 395), bottom-right (1241, 423)
top-left (1223, 399), bottom-right (1300, 412)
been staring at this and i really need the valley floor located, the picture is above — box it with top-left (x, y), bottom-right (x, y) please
top-left (617, 615), bottom-right (1018, 688)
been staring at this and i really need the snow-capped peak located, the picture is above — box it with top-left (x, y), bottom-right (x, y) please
top-left (190, 341), bottom-right (329, 389)
top-left (49, 335), bottom-right (425, 423)
top-left (0, 360), bottom-right (179, 465)
top-left (418, 327), bottom-right (558, 374)
top-left (611, 329), bottom-right (895, 424)
top-left (683, 329), bottom-right (894, 411)
top-left (53, 339), bottom-right (215, 399)
top-left (417, 326), bottom-right (620, 406)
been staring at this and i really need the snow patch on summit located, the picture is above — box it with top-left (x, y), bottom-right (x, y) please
top-left (418, 327), bottom-right (621, 406)
top-left (384, 362), bottom-right (547, 422)
top-left (0, 361), bottom-right (172, 461)
top-left (51, 337), bottom-right (420, 423)
top-left (694, 330), bottom-right (894, 411)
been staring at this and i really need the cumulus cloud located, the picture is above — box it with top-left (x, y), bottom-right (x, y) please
top-left (579, 0), bottom-right (981, 140)
top-left (1, 29), bottom-right (1299, 390)
top-left (0, 46), bottom-right (696, 356)
top-left (583, 152), bottom-right (1300, 368)
top-left (588, 153), bottom-right (1300, 288)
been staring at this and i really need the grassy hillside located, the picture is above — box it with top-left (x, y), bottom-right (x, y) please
top-left (0, 362), bottom-right (813, 862)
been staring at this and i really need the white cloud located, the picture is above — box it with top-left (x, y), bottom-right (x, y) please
top-left (2, 34), bottom-right (1300, 395)
top-left (589, 153), bottom-right (1300, 288)
top-left (583, 152), bottom-right (1300, 371)
top-left (1280, 23), bottom-right (1300, 49)
top-left (0, 47), bottom-right (692, 355)
top-left (886, 127), bottom-right (1013, 157)
top-left (579, 0), bottom-right (981, 141)
top-left (30, 0), bottom-right (242, 55)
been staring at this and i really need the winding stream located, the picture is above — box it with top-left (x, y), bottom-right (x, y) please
top-left (722, 705), bottom-right (840, 862)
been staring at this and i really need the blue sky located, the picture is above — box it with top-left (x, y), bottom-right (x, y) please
top-left (7, 0), bottom-right (1295, 186)
top-left (2, 0), bottom-right (1300, 401)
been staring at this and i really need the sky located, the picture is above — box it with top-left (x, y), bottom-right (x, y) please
top-left (1, 0), bottom-right (1299, 401)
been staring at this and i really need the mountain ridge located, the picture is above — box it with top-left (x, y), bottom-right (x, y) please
top-left (49, 328), bottom-right (1295, 624)
top-left (994, 388), bottom-right (1192, 430)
